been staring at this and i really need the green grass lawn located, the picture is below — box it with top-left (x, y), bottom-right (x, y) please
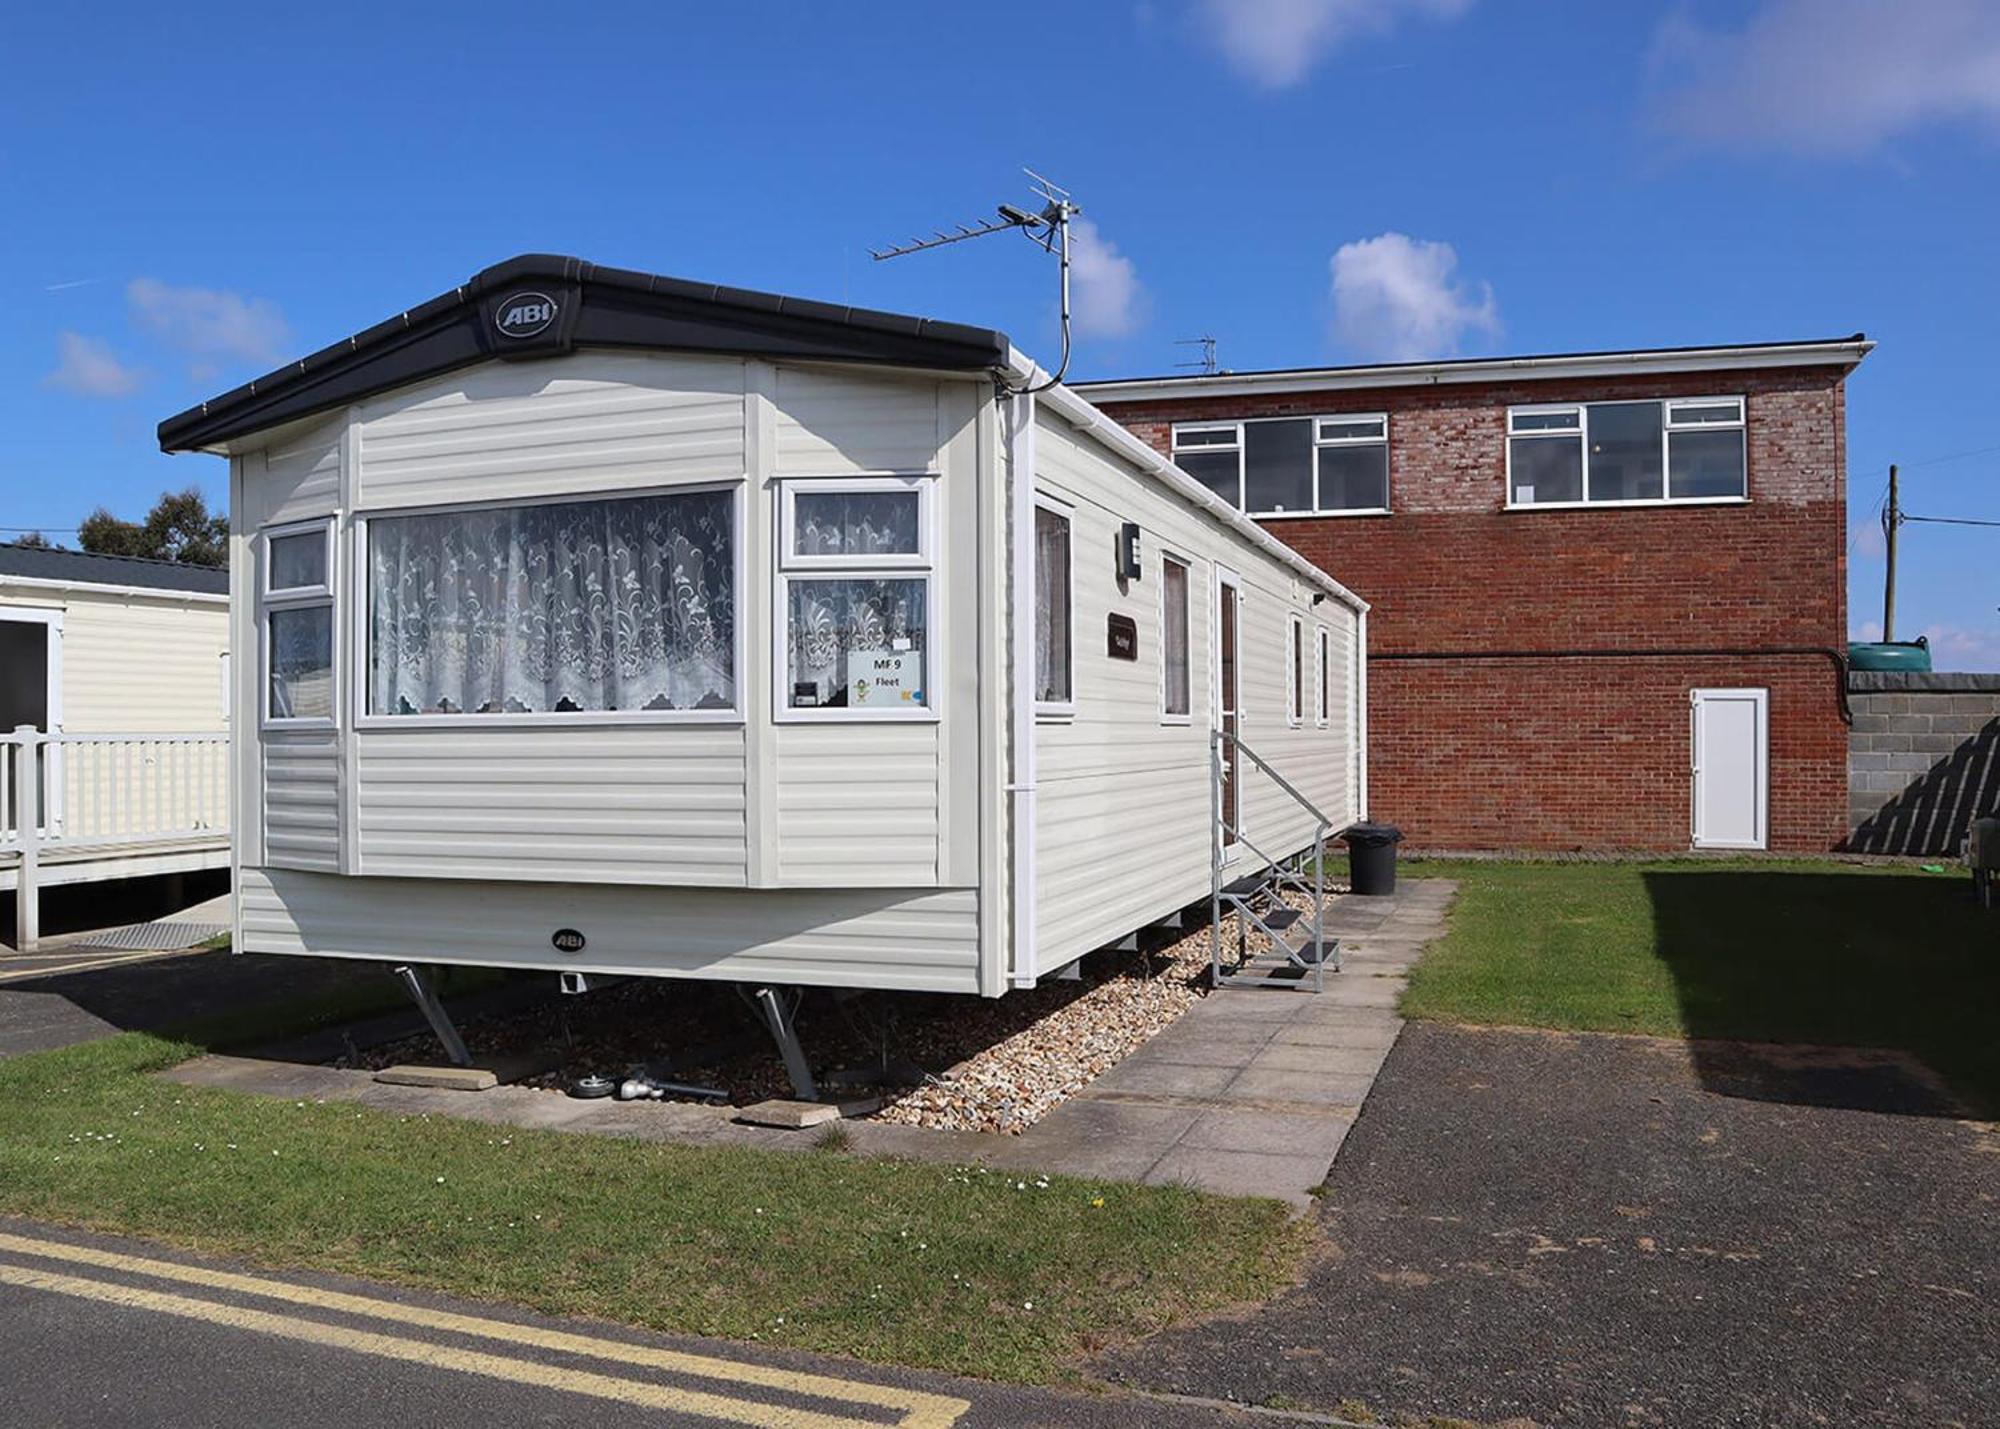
top-left (1392, 857), bottom-right (1998, 1112)
top-left (0, 1033), bottom-right (1306, 1383)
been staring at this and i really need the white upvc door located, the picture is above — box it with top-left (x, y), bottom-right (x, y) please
top-left (1690, 687), bottom-right (1768, 850)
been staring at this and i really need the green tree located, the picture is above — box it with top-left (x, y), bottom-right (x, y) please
top-left (9, 531), bottom-right (58, 549)
top-left (78, 487), bottom-right (228, 567)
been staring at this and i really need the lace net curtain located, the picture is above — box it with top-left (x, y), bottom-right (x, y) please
top-left (369, 491), bottom-right (735, 716)
top-left (793, 490), bottom-right (919, 557)
top-left (1034, 506), bottom-right (1071, 703)
top-left (787, 578), bottom-right (925, 706)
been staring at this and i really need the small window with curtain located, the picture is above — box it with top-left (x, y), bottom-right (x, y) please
top-left (263, 520), bottom-right (335, 724)
top-left (1287, 614), bottom-right (1305, 726)
top-left (1034, 500), bottom-right (1073, 712)
top-left (1161, 554), bottom-right (1191, 721)
top-left (779, 477), bottom-right (933, 716)
top-left (366, 488), bottom-right (738, 718)
top-left (1316, 625), bottom-right (1331, 726)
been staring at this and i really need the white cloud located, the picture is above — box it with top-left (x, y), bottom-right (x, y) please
top-left (1917, 624), bottom-right (2000, 672)
top-left (45, 332), bottom-right (142, 398)
top-left (1199, 0), bottom-right (1474, 89)
top-left (1853, 518), bottom-right (1886, 560)
top-left (1329, 232), bottom-right (1499, 362)
top-left (127, 277), bottom-right (291, 368)
top-left (1069, 217), bottom-right (1146, 341)
top-left (1649, 0), bottom-right (2000, 156)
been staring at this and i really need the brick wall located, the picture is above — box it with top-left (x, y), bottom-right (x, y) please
top-left (1847, 672), bottom-right (2000, 856)
top-left (1093, 365), bottom-right (1853, 851)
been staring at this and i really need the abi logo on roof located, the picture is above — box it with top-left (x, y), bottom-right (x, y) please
top-left (494, 291), bottom-right (558, 339)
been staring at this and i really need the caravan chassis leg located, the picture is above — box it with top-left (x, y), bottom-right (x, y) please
top-left (754, 986), bottom-right (819, 1102)
top-left (392, 964), bottom-right (472, 1068)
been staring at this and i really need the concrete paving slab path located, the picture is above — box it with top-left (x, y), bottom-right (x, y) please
top-left (161, 882), bottom-right (1455, 1208)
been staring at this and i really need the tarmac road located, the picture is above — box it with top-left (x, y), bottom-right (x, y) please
top-left (0, 1217), bottom-right (1288, 1429)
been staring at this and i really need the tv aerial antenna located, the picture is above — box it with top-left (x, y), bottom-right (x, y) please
top-left (869, 169), bottom-right (1079, 393)
top-left (1175, 335), bottom-right (1219, 375)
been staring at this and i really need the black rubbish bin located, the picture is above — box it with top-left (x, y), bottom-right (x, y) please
top-left (1342, 822), bottom-right (1403, 896)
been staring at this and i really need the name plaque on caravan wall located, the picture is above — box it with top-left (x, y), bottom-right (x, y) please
top-left (1106, 613), bottom-right (1139, 661)
top-left (849, 649), bottom-right (923, 708)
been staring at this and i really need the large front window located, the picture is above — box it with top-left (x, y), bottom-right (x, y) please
top-left (781, 478), bottom-right (933, 714)
top-left (1508, 397), bottom-right (1746, 507)
top-left (1171, 414), bottom-right (1389, 516)
top-left (366, 489), bottom-right (738, 717)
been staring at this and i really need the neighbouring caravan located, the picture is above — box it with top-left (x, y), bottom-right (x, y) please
top-left (157, 256), bottom-right (1367, 1008)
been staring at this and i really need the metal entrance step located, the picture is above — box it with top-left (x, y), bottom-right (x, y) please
top-left (1210, 728), bottom-right (1342, 994)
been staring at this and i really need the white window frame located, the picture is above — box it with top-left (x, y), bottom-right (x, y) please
top-left (1159, 550), bottom-right (1193, 726)
top-left (778, 474), bottom-right (932, 570)
top-left (1286, 613), bottom-right (1305, 727)
top-left (353, 483), bottom-right (748, 730)
top-left (1170, 414), bottom-right (1391, 519)
top-left (1032, 493), bottom-right (1077, 720)
top-left (261, 516), bottom-right (337, 731)
top-left (1505, 396), bottom-right (1748, 510)
top-left (1315, 624), bottom-right (1331, 727)
top-left (775, 474), bottom-right (940, 724)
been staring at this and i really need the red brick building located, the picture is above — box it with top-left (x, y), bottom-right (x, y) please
top-left (1077, 338), bottom-right (1872, 853)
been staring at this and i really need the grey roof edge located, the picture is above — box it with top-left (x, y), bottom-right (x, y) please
top-left (1072, 334), bottom-right (1874, 399)
top-left (0, 543), bottom-right (229, 595)
top-left (158, 254), bottom-right (1012, 453)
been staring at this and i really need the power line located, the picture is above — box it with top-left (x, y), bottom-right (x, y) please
top-left (1903, 513), bottom-right (2000, 528)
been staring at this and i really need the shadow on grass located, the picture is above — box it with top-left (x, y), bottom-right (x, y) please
top-left (1643, 868), bottom-right (1997, 1118)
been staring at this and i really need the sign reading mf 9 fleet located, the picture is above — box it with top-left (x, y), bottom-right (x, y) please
top-left (849, 650), bottom-right (922, 708)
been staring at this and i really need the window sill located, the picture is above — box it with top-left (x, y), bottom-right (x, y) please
top-left (1253, 508), bottom-right (1392, 521)
top-left (774, 708), bottom-right (939, 725)
top-left (353, 709), bottom-right (747, 731)
top-left (1160, 713), bottom-right (1194, 728)
top-left (1504, 496), bottom-right (1750, 512)
top-left (261, 718), bottom-right (337, 735)
top-left (1035, 703), bottom-right (1077, 724)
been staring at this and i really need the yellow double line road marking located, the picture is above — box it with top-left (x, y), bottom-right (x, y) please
top-left (0, 1233), bottom-right (968, 1429)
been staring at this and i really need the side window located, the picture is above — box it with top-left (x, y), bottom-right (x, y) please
top-left (1034, 501), bottom-right (1073, 712)
top-left (1315, 626), bottom-right (1331, 726)
top-left (779, 478), bottom-right (931, 715)
top-left (262, 521), bottom-right (334, 724)
top-left (1161, 554), bottom-right (1191, 720)
top-left (1287, 614), bottom-right (1305, 726)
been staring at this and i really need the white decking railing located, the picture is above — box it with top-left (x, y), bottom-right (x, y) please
top-left (2, 725), bottom-right (231, 950)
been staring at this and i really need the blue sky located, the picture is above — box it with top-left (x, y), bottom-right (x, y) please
top-left (4, 0), bottom-right (1996, 664)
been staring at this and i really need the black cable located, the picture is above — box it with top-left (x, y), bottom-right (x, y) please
top-left (1370, 644), bottom-right (1854, 724)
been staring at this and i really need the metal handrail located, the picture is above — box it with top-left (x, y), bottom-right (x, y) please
top-left (1210, 727), bottom-right (1334, 991)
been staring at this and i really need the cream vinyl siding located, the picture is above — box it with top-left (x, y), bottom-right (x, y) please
top-left (773, 723), bottom-right (937, 884)
top-left (354, 354), bottom-right (747, 510)
top-left (772, 366), bottom-right (943, 475)
top-left (261, 418), bottom-right (344, 526)
top-left (261, 734), bottom-right (340, 871)
top-left (0, 588), bottom-right (226, 733)
top-left (353, 726), bottom-right (748, 884)
top-left (239, 867), bottom-right (981, 993)
top-left (1030, 409), bottom-right (1359, 974)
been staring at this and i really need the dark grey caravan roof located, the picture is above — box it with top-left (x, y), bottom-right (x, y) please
top-left (0, 543), bottom-right (229, 595)
top-left (158, 254), bottom-right (1014, 453)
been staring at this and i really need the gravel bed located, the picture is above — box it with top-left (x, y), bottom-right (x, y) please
top-left (337, 888), bottom-right (1339, 1135)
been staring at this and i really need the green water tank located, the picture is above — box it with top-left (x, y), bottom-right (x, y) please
top-left (1848, 637), bottom-right (1932, 672)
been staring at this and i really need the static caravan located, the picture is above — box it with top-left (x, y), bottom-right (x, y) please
top-left (157, 256), bottom-right (1367, 1050)
top-left (1, 546), bottom-right (232, 944)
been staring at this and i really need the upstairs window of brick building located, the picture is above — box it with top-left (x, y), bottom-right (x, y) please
top-left (1171, 415), bottom-right (1389, 517)
top-left (1507, 397), bottom-right (1745, 507)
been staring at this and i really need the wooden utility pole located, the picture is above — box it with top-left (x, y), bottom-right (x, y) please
top-left (1882, 463), bottom-right (1900, 642)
